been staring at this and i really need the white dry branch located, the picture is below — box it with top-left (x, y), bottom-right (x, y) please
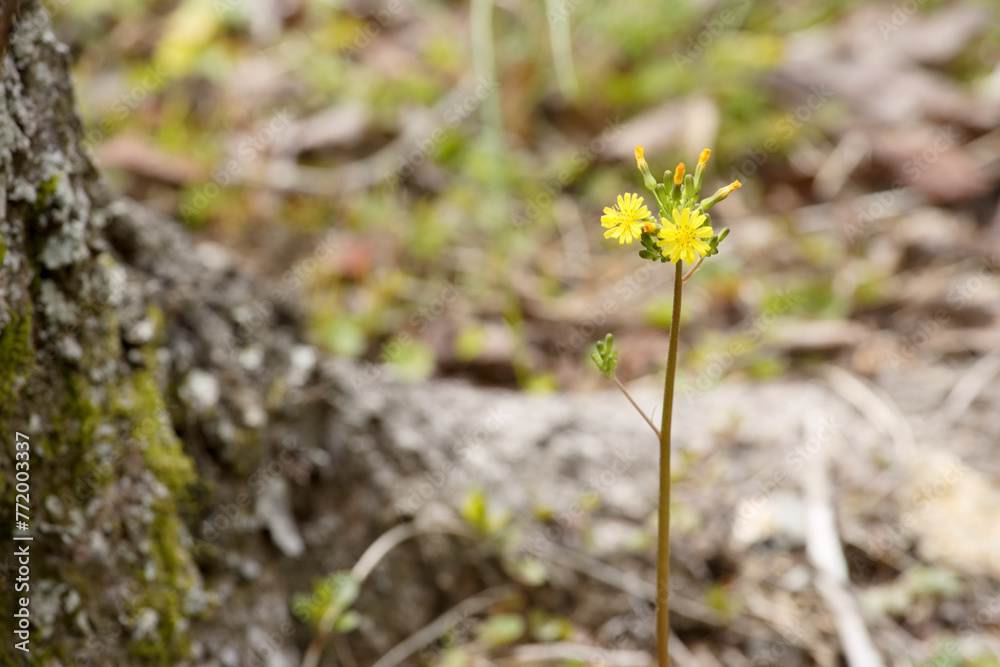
top-left (802, 411), bottom-right (884, 667)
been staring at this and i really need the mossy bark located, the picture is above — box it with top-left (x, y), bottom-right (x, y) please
top-left (0, 2), bottom-right (365, 663)
top-left (0, 4), bottom-right (491, 664)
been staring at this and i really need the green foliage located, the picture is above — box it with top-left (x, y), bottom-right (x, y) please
top-left (59, 0), bottom-right (876, 392)
top-left (502, 556), bottom-right (548, 587)
top-left (292, 571), bottom-right (362, 634)
top-left (460, 488), bottom-right (510, 535)
top-left (436, 647), bottom-right (471, 667)
top-left (865, 566), bottom-right (965, 617)
top-left (387, 338), bottom-right (436, 383)
top-left (590, 333), bottom-right (618, 378)
top-left (528, 609), bottom-right (572, 642)
top-left (0, 309), bottom-right (34, 411)
top-left (703, 582), bottom-right (744, 621)
top-left (475, 614), bottom-right (525, 646)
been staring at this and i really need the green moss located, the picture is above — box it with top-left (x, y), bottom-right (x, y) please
top-left (123, 369), bottom-right (196, 496)
top-left (0, 306), bottom-right (35, 414)
top-left (127, 509), bottom-right (196, 662)
top-left (32, 173), bottom-right (62, 214)
top-left (109, 329), bottom-right (199, 663)
top-left (43, 300), bottom-right (201, 664)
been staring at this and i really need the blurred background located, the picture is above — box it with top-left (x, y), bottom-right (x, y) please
top-left (47, 0), bottom-right (1000, 662)
top-left (55, 0), bottom-right (1000, 393)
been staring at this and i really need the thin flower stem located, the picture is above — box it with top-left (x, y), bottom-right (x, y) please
top-left (612, 374), bottom-right (660, 439)
top-left (681, 256), bottom-right (705, 284)
top-left (657, 261), bottom-right (684, 667)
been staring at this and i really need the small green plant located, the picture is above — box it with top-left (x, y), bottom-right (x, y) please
top-left (293, 571), bottom-right (362, 667)
top-left (594, 146), bottom-right (740, 667)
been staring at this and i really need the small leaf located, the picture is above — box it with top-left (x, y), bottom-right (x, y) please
top-left (328, 572), bottom-right (360, 610)
top-left (476, 614), bottom-right (525, 646)
top-left (461, 489), bottom-right (488, 531)
top-left (454, 324), bottom-right (487, 361)
top-left (334, 610), bottom-right (361, 633)
top-left (505, 557), bottom-right (548, 587)
top-left (436, 647), bottom-right (471, 667)
top-left (388, 339), bottom-right (435, 383)
top-left (529, 609), bottom-right (573, 642)
top-left (591, 333), bottom-right (618, 378)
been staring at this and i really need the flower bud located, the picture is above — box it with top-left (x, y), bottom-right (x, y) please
top-left (700, 180), bottom-right (741, 211)
top-left (673, 163), bottom-right (685, 186)
top-left (694, 148), bottom-right (711, 191)
top-left (635, 146), bottom-right (658, 191)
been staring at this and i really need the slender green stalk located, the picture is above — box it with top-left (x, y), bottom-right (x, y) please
top-left (469, 0), bottom-right (508, 228)
top-left (470, 0), bottom-right (502, 163)
top-left (543, 0), bottom-right (579, 101)
top-left (612, 374), bottom-right (660, 438)
top-left (681, 256), bottom-right (705, 284)
top-left (657, 261), bottom-right (684, 667)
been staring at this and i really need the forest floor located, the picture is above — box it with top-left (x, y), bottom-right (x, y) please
top-left (52, 0), bottom-right (1000, 663)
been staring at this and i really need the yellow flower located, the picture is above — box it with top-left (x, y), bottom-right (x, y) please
top-left (601, 193), bottom-right (650, 245)
top-left (673, 163), bottom-right (685, 185)
top-left (656, 208), bottom-right (714, 264)
top-left (698, 149), bottom-right (711, 167)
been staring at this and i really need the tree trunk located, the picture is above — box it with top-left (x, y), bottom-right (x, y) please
top-left (5, 3), bottom-right (998, 667)
top-left (0, 1), bottom-right (449, 662)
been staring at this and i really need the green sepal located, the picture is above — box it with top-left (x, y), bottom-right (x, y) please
top-left (653, 183), bottom-right (669, 217)
top-left (706, 227), bottom-right (729, 256)
top-left (683, 173), bottom-right (696, 202)
top-left (639, 231), bottom-right (669, 262)
top-left (591, 333), bottom-right (619, 378)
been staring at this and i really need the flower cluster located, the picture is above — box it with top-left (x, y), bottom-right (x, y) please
top-left (601, 146), bottom-right (741, 269)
